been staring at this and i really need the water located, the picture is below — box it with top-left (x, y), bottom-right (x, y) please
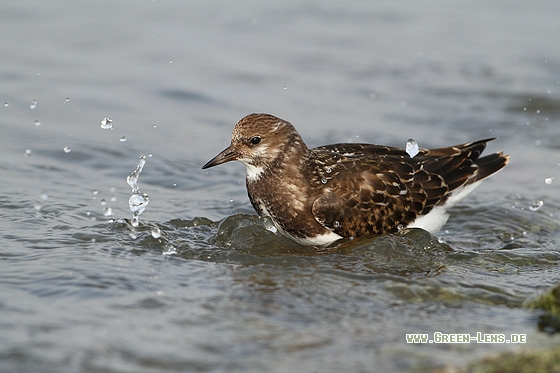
top-left (406, 138), bottom-right (419, 158)
top-left (1, 1), bottom-right (560, 372)
top-left (100, 118), bottom-right (113, 130)
top-left (126, 155), bottom-right (150, 227)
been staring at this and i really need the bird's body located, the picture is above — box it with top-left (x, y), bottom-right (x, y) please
top-left (202, 113), bottom-right (509, 246)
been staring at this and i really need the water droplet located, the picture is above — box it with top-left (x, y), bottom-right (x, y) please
top-left (63, 146), bottom-right (71, 153)
top-left (545, 177), bottom-right (553, 185)
top-left (120, 136), bottom-right (126, 142)
top-left (262, 217), bottom-right (278, 233)
top-left (34, 120), bottom-right (41, 126)
top-left (127, 156), bottom-right (149, 227)
top-left (129, 193), bottom-right (149, 215)
top-left (283, 85), bottom-right (287, 90)
top-left (103, 207), bottom-right (112, 217)
top-left (100, 117), bottom-right (113, 129)
top-left (163, 244), bottom-right (177, 256)
top-left (127, 155), bottom-right (146, 194)
top-left (40, 193), bottom-right (49, 201)
top-left (33, 202), bottom-right (42, 211)
top-left (25, 149), bottom-right (32, 156)
top-left (129, 232), bottom-right (137, 240)
top-left (100, 199), bottom-right (107, 206)
top-left (30, 100), bottom-right (37, 109)
top-left (92, 190), bottom-right (99, 196)
top-left (397, 224), bottom-right (404, 231)
top-left (65, 97), bottom-right (70, 103)
top-left (169, 60), bottom-right (173, 64)
top-left (321, 177), bottom-right (328, 184)
top-left (4, 102), bottom-right (8, 107)
top-left (536, 110), bottom-right (541, 114)
top-left (151, 226), bottom-right (161, 239)
top-left (438, 237), bottom-right (445, 243)
top-left (406, 138), bottom-right (419, 157)
top-left (110, 195), bottom-right (117, 202)
top-left (333, 221), bottom-right (341, 228)
top-left (529, 200), bottom-right (544, 211)
top-left (325, 167), bottom-right (332, 174)
top-left (153, 124), bottom-right (157, 128)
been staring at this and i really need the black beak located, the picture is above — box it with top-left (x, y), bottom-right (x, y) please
top-left (201, 145), bottom-right (239, 169)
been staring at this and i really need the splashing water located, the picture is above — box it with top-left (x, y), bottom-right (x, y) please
top-left (151, 226), bottom-right (162, 239)
top-left (100, 118), bottom-right (113, 130)
top-left (162, 243), bottom-right (177, 256)
top-left (261, 216), bottom-right (278, 234)
top-left (529, 200), bottom-right (544, 212)
top-left (127, 155), bottom-right (150, 227)
top-left (406, 138), bottom-right (419, 158)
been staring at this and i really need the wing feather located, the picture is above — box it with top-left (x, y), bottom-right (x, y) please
top-left (310, 138), bottom-right (508, 236)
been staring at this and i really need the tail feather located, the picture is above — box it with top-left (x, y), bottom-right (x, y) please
top-left (417, 138), bottom-right (509, 211)
top-left (473, 151), bottom-right (510, 181)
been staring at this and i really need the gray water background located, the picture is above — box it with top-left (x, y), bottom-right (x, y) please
top-left (1, 1), bottom-right (560, 372)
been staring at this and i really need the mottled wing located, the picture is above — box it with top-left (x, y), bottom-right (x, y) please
top-left (310, 139), bottom-right (508, 236)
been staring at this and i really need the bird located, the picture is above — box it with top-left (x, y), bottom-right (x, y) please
top-left (202, 113), bottom-right (509, 246)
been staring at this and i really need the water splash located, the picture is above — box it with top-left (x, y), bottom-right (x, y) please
top-left (529, 200), bottom-right (544, 212)
top-left (127, 155), bottom-right (150, 227)
top-left (162, 243), bottom-right (177, 256)
top-left (100, 118), bottom-right (113, 130)
top-left (261, 216), bottom-right (278, 233)
top-left (406, 138), bottom-right (419, 158)
top-left (151, 226), bottom-right (161, 239)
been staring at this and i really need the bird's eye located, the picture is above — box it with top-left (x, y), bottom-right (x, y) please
top-left (249, 136), bottom-right (262, 145)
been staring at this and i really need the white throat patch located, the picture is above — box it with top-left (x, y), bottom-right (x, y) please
top-left (244, 163), bottom-right (265, 181)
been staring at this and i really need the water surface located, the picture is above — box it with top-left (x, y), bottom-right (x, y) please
top-left (1, 1), bottom-right (560, 372)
